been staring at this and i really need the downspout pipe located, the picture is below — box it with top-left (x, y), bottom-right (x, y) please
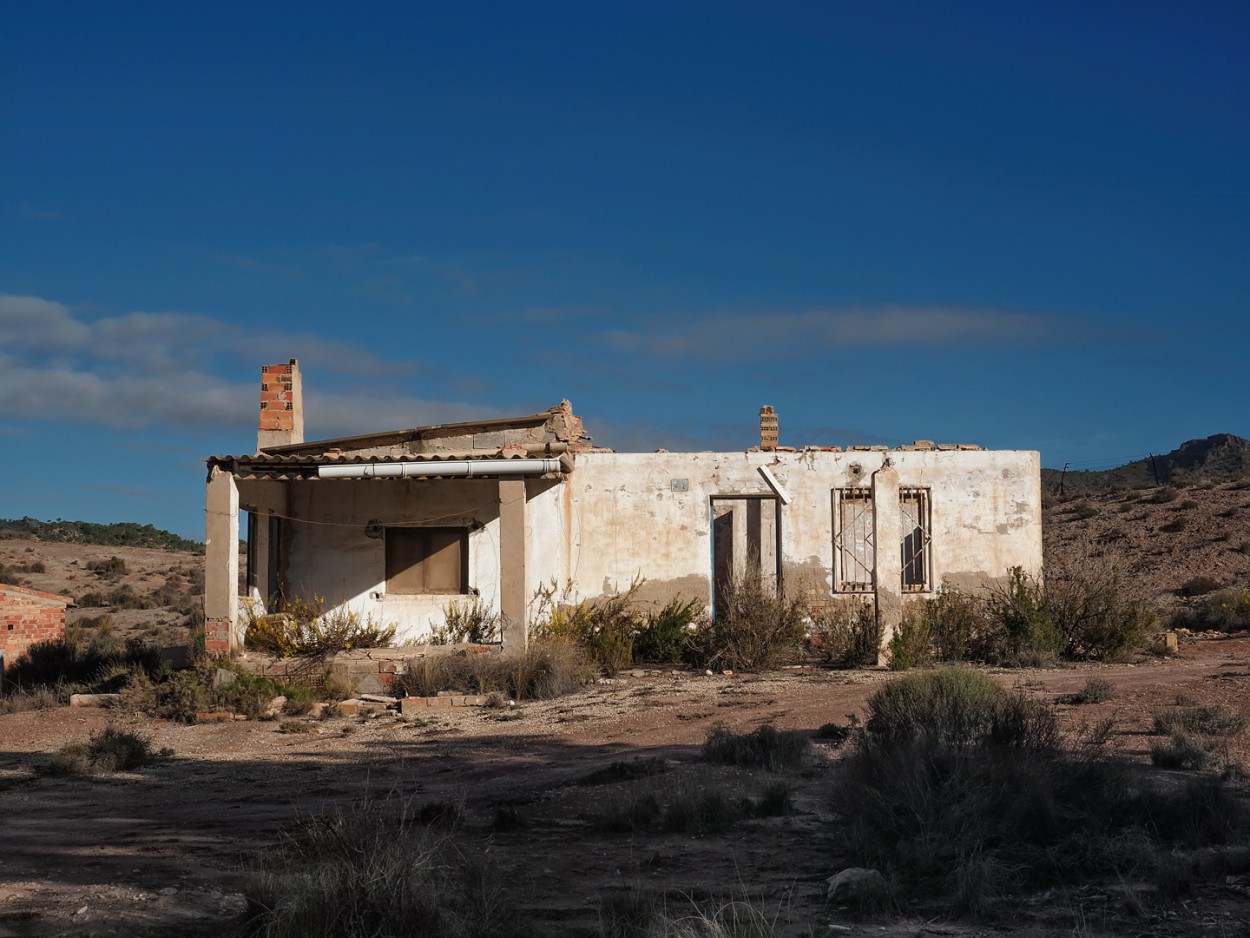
top-left (317, 458), bottom-right (563, 480)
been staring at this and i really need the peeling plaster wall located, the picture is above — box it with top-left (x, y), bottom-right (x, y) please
top-left (561, 449), bottom-right (1042, 606)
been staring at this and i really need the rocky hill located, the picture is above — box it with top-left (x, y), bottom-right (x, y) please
top-left (1042, 433), bottom-right (1250, 497)
top-left (1043, 475), bottom-right (1250, 618)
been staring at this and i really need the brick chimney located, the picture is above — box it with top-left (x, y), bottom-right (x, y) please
top-left (759, 405), bottom-right (778, 451)
top-left (257, 359), bottom-right (304, 451)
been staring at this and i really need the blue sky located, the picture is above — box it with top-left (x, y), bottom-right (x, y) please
top-left (2, 1), bottom-right (1247, 540)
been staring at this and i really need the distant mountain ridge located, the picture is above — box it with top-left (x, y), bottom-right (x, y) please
top-left (0, 517), bottom-right (203, 552)
top-left (1042, 433), bottom-right (1250, 496)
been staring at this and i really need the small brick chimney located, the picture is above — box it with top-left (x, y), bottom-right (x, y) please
top-left (257, 359), bottom-right (304, 451)
top-left (759, 405), bottom-right (778, 452)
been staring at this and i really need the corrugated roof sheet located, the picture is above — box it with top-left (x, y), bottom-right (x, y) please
top-left (206, 451), bottom-right (573, 481)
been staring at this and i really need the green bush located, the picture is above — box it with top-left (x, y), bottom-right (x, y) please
top-left (888, 605), bottom-right (932, 670)
top-left (689, 568), bottom-right (806, 672)
top-left (1046, 565), bottom-right (1154, 661)
top-left (984, 568), bottom-right (1065, 664)
top-left (530, 579), bottom-right (641, 676)
top-left (632, 596), bottom-right (702, 663)
top-left (981, 564), bottom-right (1151, 664)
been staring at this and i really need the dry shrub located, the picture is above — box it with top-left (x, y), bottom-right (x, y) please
top-left (46, 726), bottom-right (165, 776)
top-left (530, 578), bottom-right (642, 675)
top-left (983, 560), bottom-right (1153, 665)
top-left (863, 668), bottom-right (1057, 751)
top-left (808, 599), bottom-right (879, 667)
top-left (239, 794), bottom-right (526, 938)
top-left (1063, 677), bottom-right (1116, 705)
top-left (1178, 576), bottom-right (1222, 597)
top-left (832, 669), bottom-right (1246, 916)
top-left (2, 635), bottom-right (161, 694)
top-left (1152, 701), bottom-right (1245, 738)
top-left (598, 890), bottom-right (783, 938)
top-left (702, 724), bottom-right (811, 772)
top-left (1174, 588), bottom-right (1250, 632)
top-left (427, 598), bottom-right (500, 645)
top-left (392, 640), bottom-right (590, 702)
top-left (589, 769), bottom-right (791, 838)
top-left (244, 595), bottom-right (396, 657)
top-left (690, 568), bottom-right (805, 672)
top-left (0, 686), bottom-right (65, 714)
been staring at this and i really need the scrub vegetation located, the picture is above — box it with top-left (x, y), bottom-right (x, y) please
top-left (829, 670), bottom-right (1248, 917)
top-left (242, 594), bottom-right (397, 657)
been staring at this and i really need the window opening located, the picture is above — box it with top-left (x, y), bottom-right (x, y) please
top-left (900, 487), bottom-right (932, 592)
top-left (834, 489), bottom-right (874, 592)
top-left (386, 527), bottom-right (468, 595)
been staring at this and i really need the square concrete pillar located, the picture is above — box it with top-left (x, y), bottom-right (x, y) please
top-left (498, 479), bottom-right (527, 652)
top-left (205, 466), bottom-right (240, 654)
top-left (871, 464), bottom-right (901, 666)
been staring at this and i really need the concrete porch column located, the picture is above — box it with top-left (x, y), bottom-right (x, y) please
top-left (498, 479), bottom-right (528, 652)
top-left (205, 466), bottom-right (240, 654)
top-left (871, 463), bottom-right (901, 666)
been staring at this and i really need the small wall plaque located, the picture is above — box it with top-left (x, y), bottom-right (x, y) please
top-left (671, 479), bottom-right (689, 493)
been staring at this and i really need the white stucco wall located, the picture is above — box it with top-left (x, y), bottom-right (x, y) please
top-left (562, 449), bottom-right (1042, 609)
top-left (236, 447), bottom-right (1041, 641)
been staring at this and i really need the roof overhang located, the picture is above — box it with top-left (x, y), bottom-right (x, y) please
top-left (206, 451), bottom-right (574, 482)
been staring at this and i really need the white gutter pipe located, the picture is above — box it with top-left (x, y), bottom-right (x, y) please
top-left (317, 458), bottom-right (563, 480)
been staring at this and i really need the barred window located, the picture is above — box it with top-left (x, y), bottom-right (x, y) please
top-left (833, 489), bottom-right (874, 592)
top-left (900, 488), bottom-right (932, 592)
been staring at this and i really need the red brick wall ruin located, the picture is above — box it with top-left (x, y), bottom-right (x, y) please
top-left (1, 585), bottom-right (70, 661)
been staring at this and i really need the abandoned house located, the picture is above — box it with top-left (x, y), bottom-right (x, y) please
top-left (203, 360), bottom-right (1042, 657)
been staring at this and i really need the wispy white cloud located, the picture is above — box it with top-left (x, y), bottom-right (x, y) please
top-left (602, 305), bottom-right (1060, 360)
top-left (0, 293), bottom-right (498, 435)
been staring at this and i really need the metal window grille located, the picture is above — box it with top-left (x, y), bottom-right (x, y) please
top-left (900, 487), bottom-right (932, 592)
top-left (834, 488), bottom-right (874, 592)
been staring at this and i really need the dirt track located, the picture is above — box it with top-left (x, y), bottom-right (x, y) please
top-left (3, 635), bottom-right (1249, 937)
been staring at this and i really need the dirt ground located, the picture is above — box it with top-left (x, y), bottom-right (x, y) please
top-left (3, 635), bottom-right (1250, 938)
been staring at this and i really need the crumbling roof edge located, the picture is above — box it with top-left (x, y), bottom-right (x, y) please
top-left (0, 583), bottom-right (74, 605)
top-left (258, 411), bottom-right (557, 456)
